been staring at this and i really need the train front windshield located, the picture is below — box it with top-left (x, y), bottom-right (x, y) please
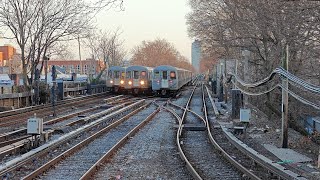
top-left (154, 71), bottom-right (160, 79)
top-left (114, 71), bottom-right (120, 79)
top-left (108, 70), bottom-right (112, 78)
top-left (170, 71), bottom-right (176, 79)
top-left (141, 71), bottom-right (146, 78)
top-left (126, 71), bottom-right (131, 78)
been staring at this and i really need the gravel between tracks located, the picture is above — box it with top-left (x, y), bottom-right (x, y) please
top-left (41, 105), bottom-right (157, 180)
top-left (94, 108), bottom-right (193, 179)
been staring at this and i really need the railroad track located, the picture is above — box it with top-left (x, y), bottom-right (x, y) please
top-left (0, 96), bottom-right (134, 160)
top-left (203, 85), bottom-right (307, 179)
top-left (22, 100), bottom-right (159, 179)
top-left (0, 93), bottom-right (111, 128)
top-left (165, 84), bottom-right (244, 179)
top-left (0, 99), bottom-right (146, 179)
top-left (78, 99), bottom-right (192, 179)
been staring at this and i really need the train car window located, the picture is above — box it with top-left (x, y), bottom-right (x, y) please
top-left (141, 71), bottom-right (146, 77)
top-left (115, 71), bottom-right (120, 78)
top-left (170, 71), bottom-right (176, 79)
top-left (133, 71), bottom-right (139, 79)
top-left (162, 71), bottom-right (167, 79)
top-left (154, 71), bottom-right (160, 78)
top-left (126, 71), bottom-right (131, 78)
top-left (108, 70), bottom-right (112, 78)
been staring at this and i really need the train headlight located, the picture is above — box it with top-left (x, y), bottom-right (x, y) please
top-left (110, 80), bottom-right (113, 84)
top-left (120, 80), bottom-right (124, 84)
top-left (128, 81), bottom-right (132, 85)
top-left (140, 80), bottom-right (145, 85)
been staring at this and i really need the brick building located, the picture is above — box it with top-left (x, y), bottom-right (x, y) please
top-left (46, 59), bottom-right (105, 75)
top-left (0, 45), bottom-right (21, 74)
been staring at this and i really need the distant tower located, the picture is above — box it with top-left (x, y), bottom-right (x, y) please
top-left (191, 40), bottom-right (201, 72)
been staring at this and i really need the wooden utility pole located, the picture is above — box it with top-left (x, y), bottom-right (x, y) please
top-left (281, 45), bottom-right (289, 148)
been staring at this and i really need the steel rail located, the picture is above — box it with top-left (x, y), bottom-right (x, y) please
top-left (163, 106), bottom-right (202, 180)
top-left (0, 92), bottom-right (108, 119)
top-left (204, 85), bottom-right (220, 116)
top-left (79, 106), bottom-right (160, 180)
top-left (167, 85), bottom-right (204, 180)
top-left (203, 84), bottom-right (261, 180)
top-left (0, 100), bottom-right (145, 176)
top-left (0, 95), bottom-right (126, 143)
top-left (205, 86), bottom-right (307, 180)
top-left (23, 102), bottom-right (153, 180)
top-left (0, 101), bottom-right (134, 159)
top-left (168, 102), bottom-right (206, 127)
top-left (0, 93), bottom-right (109, 126)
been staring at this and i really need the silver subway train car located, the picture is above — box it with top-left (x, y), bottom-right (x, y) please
top-left (152, 65), bottom-right (192, 96)
top-left (106, 66), bottom-right (126, 93)
top-left (124, 65), bottom-right (153, 95)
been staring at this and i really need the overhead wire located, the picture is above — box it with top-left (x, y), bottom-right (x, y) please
top-left (226, 66), bottom-right (320, 110)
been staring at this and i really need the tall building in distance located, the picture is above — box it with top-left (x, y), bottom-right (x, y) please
top-left (191, 40), bottom-right (201, 73)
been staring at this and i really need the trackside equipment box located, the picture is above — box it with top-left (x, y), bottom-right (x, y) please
top-left (240, 108), bottom-right (251, 123)
top-left (27, 118), bottom-right (43, 135)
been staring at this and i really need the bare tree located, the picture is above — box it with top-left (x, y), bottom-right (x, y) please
top-left (131, 38), bottom-right (193, 70)
top-left (84, 28), bottom-right (126, 81)
top-left (0, 0), bottom-right (124, 87)
top-left (186, 0), bottom-right (320, 131)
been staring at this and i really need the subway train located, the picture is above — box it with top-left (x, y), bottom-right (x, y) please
top-left (123, 65), bottom-right (153, 95)
top-left (106, 65), bottom-right (192, 96)
top-left (152, 65), bottom-right (192, 96)
top-left (106, 66), bottom-right (126, 93)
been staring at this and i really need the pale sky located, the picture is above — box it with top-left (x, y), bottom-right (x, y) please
top-left (1, 0), bottom-right (193, 62)
top-left (95, 0), bottom-right (193, 61)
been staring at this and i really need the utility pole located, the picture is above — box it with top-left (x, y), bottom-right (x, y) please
top-left (281, 45), bottom-right (289, 148)
top-left (44, 56), bottom-right (49, 103)
top-left (242, 50), bottom-right (250, 107)
top-left (51, 66), bottom-right (57, 117)
top-left (78, 36), bottom-right (82, 74)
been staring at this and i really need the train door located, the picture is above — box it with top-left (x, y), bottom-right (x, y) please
top-left (161, 70), bottom-right (169, 88)
top-left (114, 71), bottom-right (120, 85)
top-left (126, 70), bottom-right (132, 89)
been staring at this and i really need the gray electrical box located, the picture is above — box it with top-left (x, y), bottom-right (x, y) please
top-left (240, 108), bottom-right (251, 123)
top-left (27, 118), bottom-right (43, 135)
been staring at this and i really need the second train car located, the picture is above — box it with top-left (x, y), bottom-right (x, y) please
top-left (123, 65), bottom-right (153, 95)
top-left (152, 65), bottom-right (192, 96)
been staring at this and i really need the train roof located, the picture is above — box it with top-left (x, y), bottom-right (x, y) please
top-left (126, 65), bottom-right (153, 71)
top-left (108, 66), bottom-right (126, 71)
top-left (153, 65), bottom-right (191, 72)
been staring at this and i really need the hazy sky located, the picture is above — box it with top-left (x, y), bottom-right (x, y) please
top-left (1, 0), bottom-right (193, 62)
top-left (95, 0), bottom-right (193, 61)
